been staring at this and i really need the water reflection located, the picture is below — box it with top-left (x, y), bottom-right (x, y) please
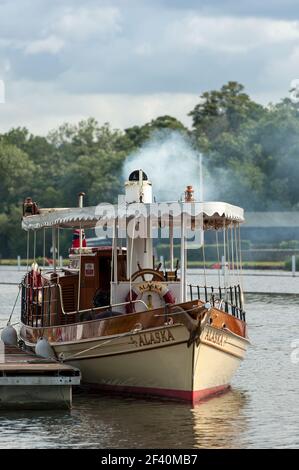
top-left (1, 269), bottom-right (299, 448)
top-left (192, 389), bottom-right (248, 448)
top-left (0, 389), bottom-right (248, 449)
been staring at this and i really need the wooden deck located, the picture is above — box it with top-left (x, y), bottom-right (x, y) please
top-left (0, 345), bottom-right (80, 410)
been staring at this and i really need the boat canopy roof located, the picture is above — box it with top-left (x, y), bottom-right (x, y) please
top-left (22, 201), bottom-right (244, 231)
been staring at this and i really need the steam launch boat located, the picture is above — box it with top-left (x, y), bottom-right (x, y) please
top-left (19, 171), bottom-right (249, 404)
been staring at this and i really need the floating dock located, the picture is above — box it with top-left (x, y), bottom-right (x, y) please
top-left (0, 345), bottom-right (80, 410)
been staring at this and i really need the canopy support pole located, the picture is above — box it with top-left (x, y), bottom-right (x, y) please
top-left (52, 227), bottom-right (57, 273)
top-left (170, 216), bottom-right (174, 271)
top-left (180, 211), bottom-right (186, 302)
top-left (223, 221), bottom-right (227, 301)
top-left (113, 220), bottom-right (118, 285)
top-left (110, 219), bottom-right (118, 305)
top-left (43, 228), bottom-right (46, 269)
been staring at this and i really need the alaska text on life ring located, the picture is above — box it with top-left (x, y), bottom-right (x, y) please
top-left (125, 281), bottom-right (176, 313)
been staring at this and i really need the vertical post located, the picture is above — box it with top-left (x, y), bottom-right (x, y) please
top-left (184, 217), bottom-right (188, 302)
top-left (198, 152), bottom-right (204, 248)
top-left (180, 211), bottom-right (186, 302)
top-left (139, 169), bottom-right (143, 202)
top-left (221, 255), bottom-right (226, 277)
top-left (170, 216), bottom-right (174, 271)
top-left (17, 255), bottom-right (21, 271)
top-left (59, 256), bottom-right (63, 268)
top-left (292, 255), bottom-right (296, 277)
top-left (199, 153), bottom-right (203, 202)
top-left (77, 192), bottom-right (85, 312)
top-left (52, 227), bottom-right (57, 273)
top-left (223, 221), bottom-right (228, 301)
top-left (78, 193), bottom-right (85, 249)
top-left (43, 228), bottom-right (46, 269)
top-left (113, 219), bottom-right (118, 285)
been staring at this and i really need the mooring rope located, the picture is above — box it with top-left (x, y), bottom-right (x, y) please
top-left (61, 329), bottom-right (139, 362)
top-left (7, 284), bottom-right (22, 325)
top-left (0, 321), bottom-right (20, 331)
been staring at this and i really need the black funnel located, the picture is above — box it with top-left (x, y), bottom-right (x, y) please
top-left (128, 170), bottom-right (148, 181)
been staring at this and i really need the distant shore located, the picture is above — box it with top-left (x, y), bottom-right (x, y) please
top-left (0, 259), bottom-right (286, 270)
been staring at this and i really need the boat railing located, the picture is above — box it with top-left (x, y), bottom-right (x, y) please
top-left (56, 284), bottom-right (148, 316)
top-left (21, 281), bottom-right (60, 327)
top-left (21, 279), bottom-right (149, 327)
top-left (188, 284), bottom-right (246, 321)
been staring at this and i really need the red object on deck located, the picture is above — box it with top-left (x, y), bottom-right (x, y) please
top-left (72, 229), bottom-right (87, 248)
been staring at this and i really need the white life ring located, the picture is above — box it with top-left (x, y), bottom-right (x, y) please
top-left (125, 281), bottom-right (176, 313)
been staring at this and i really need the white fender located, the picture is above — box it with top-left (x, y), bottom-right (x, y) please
top-left (1, 325), bottom-right (18, 346)
top-left (35, 337), bottom-right (56, 360)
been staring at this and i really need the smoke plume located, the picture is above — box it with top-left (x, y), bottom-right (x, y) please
top-left (123, 131), bottom-right (204, 202)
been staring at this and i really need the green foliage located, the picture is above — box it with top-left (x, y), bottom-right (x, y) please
top-left (124, 115), bottom-right (188, 149)
top-left (189, 81), bottom-right (265, 140)
top-left (189, 82), bottom-right (299, 210)
top-left (280, 240), bottom-right (299, 249)
top-left (0, 142), bottom-right (35, 211)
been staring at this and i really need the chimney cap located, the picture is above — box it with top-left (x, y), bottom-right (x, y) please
top-left (128, 170), bottom-right (148, 181)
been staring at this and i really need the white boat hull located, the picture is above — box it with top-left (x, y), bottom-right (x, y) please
top-left (51, 323), bottom-right (248, 403)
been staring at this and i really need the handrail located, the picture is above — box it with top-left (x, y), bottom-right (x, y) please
top-left (57, 282), bottom-right (149, 316)
top-left (21, 280), bottom-right (148, 324)
top-left (188, 283), bottom-right (246, 321)
top-left (21, 280), bottom-right (59, 327)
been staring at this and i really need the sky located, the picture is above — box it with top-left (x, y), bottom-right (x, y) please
top-left (0, 0), bottom-right (299, 134)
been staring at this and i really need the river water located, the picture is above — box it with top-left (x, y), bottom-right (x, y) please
top-left (0, 267), bottom-right (298, 449)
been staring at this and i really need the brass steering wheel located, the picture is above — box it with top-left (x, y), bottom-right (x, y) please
top-left (130, 268), bottom-right (166, 283)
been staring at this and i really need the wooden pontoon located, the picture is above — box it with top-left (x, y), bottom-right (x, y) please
top-left (0, 345), bottom-right (80, 409)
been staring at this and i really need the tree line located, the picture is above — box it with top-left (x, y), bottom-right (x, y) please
top-left (1, 81), bottom-right (299, 257)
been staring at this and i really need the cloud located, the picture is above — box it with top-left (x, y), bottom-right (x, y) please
top-left (0, 80), bottom-right (198, 134)
top-left (25, 35), bottom-right (65, 55)
top-left (169, 16), bottom-right (299, 53)
top-left (52, 6), bottom-right (122, 41)
top-left (0, 0), bottom-right (298, 133)
top-left (142, 0), bottom-right (299, 20)
top-left (134, 43), bottom-right (153, 57)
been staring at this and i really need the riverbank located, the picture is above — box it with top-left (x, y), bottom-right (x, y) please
top-left (0, 258), bottom-right (68, 267)
top-left (187, 261), bottom-right (286, 270)
top-left (0, 258), bottom-right (287, 270)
